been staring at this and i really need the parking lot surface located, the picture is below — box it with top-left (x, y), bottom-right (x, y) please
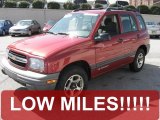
top-left (0, 35), bottom-right (160, 91)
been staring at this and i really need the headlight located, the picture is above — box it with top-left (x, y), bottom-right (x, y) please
top-left (29, 58), bottom-right (44, 72)
top-left (23, 28), bottom-right (29, 31)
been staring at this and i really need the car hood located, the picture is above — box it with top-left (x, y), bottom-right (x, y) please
top-left (10, 25), bottom-right (30, 30)
top-left (8, 34), bottom-right (86, 58)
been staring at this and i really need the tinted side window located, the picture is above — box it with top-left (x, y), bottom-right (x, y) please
top-left (96, 14), bottom-right (120, 37)
top-left (121, 15), bottom-right (132, 33)
top-left (130, 16), bottom-right (138, 31)
top-left (32, 21), bottom-right (35, 25)
top-left (7, 20), bottom-right (11, 25)
top-left (34, 20), bottom-right (38, 24)
top-left (4, 21), bottom-right (8, 26)
top-left (137, 15), bottom-right (146, 30)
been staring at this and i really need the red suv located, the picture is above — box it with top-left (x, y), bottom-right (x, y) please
top-left (1, 9), bottom-right (150, 93)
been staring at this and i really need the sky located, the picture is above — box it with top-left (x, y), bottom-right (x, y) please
top-left (47, 0), bottom-right (129, 4)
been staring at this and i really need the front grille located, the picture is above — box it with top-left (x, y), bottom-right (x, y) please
top-left (9, 51), bottom-right (26, 59)
top-left (10, 58), bottom-right (26, 67)
top-left (8, 50), bottom-right (27, 67)
top-left (14, 29), bottom-right (21, 31)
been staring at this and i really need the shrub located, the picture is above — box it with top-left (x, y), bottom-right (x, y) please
top-left (63, 2), bottom-right (79, 10)
top-left (137, 5), bottom-right (150, 14)
top-left (63, 2), bottom-right (73, 10)
top-left (150, 6), bottom-right (160, 15)
top-left (124, 5), bottom-right (136, 11)
top-left (18, 1), bottom-right (30, 8)
top-left (32, 0), bottom-right (45, 9)
top-left (109, 3), bottom-right (118, 7)
top-left (94, 3), bottom-right (103, 8)
top-left (47, 2), bottom-right (60, 9)
top-left (80, 3), bottom-right (91, 10)
top-left (4, 1), bottom-right (17, 8)
top-left (73, 4), bottom-right (80, 9)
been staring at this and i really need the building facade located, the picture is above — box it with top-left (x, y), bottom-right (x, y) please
top-left (129, 0), bottom-right (153, 6)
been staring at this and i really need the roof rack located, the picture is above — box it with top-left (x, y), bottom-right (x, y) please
top-left (72, 6), bottom-right (139, 13)
top-left (106, 7), bottom-right (139, 12)
top-left (72, 7), bottom-right (104, 12)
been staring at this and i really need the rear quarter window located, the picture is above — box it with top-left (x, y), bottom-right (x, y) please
top-left (137, 15), bottom-right (146, 30)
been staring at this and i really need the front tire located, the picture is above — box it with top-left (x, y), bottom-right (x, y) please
top-left (129, 49), bottom-right (145, 72)
top-left (56, 66), bottom-right (88, 96)
top-left (38, 28), bottom-right (41, 33)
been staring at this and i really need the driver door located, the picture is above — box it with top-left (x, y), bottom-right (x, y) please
top-left (94, 14), bottom-right (125, 74)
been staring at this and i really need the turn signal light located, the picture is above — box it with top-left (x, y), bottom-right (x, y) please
top-left (47, 80), bottom-right (57, 84)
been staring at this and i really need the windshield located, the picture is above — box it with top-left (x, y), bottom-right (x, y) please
top-left (47, 20), bottom-right (55, 26)
top-left (0, 21), bottom-right (4, 26)
top-left (17, 21), bottom-right (32, 26)
top-left (49, 13), bottom-right (99, 38)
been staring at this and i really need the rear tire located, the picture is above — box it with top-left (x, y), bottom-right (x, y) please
top-left (129, 49), bottom-right (145, 72)
top-left (56, 66), bottom-right (88, 96)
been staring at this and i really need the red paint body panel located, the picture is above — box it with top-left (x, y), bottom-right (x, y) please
top-left (7, 10), bottom-right (150, 78)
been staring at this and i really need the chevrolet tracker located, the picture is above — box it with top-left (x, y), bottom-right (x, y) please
top-left (1, 8), bottom-right (150, 94)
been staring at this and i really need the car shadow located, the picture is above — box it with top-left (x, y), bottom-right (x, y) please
top-left (150, 36), bottom-right (160, 40)
top-left (0, 35), bottom-right (10, 37)
top-left (88, 63), bottom-right (160, 90)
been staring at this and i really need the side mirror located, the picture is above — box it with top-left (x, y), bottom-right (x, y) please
top-left (43, 29), bottom-right (49, 32)
top-left (94, 33), bottom-right (111, 42)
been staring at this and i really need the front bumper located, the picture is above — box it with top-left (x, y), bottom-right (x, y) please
top-left (1, 57), bottom-right (60, 90)
top-left (146, 44), bottom-right (150, 55)
top-left (9, 30), bottom-right (29, 35)
top-left (148, 30), bottom-right (160, 35)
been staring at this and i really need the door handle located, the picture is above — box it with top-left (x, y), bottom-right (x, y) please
top-left (117, 38), bottom-right (124, 43)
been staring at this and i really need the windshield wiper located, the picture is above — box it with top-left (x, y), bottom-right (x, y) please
top-left (45, 31), bottom-right (57, 35)
top-left (57, 32), bottom-right (69, 35)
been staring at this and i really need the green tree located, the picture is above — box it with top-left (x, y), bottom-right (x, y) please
top-left (137, 5), bottom-right (150, 14)
top-left (150, 6), bottom-right (160, 15)
top-left (32, 0), bottom-right (44, 9)
top-left (124, 5), bottom-right (136, 11)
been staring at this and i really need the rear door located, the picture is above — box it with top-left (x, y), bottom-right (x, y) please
top-left (33, 20), bottom-right (40, 32)
top-left (119, 13), bottom-right (139, 56)
top-left (133, 15), bottom-right (148, 51)
top-left (4, 20), bottom-right (11, 32)
top-left (31, 21), bottom-right (37, 32)
top-left (6, 20), bottom-right (13, 32)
